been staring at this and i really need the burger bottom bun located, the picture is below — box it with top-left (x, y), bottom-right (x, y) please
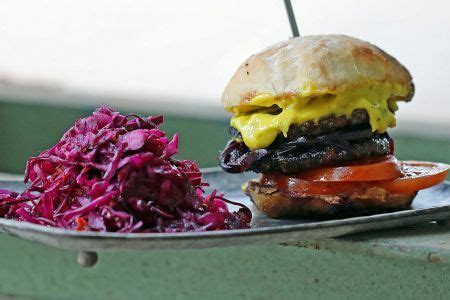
top-left (247, 179), bottom-right (416, 219)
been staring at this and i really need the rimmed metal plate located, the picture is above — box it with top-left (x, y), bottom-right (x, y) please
top-left (0, 168), bottom-right (449, 252)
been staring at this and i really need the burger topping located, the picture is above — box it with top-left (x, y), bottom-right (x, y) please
top-left (252, 132), bottom-right (391, 174)
top-left (220, 125), bottom-right (392, 174)
top-left (291, 155), bottom-right (402, 182)
top-left (262, 161), bottom-right (448, 196)
top-left (230, 109), bottom-right (370, 140)
top-left (229, 83), bottom-right (408, 149)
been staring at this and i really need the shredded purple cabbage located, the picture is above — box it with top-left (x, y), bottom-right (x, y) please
top-left (0, 107), bottom-right (251, 232)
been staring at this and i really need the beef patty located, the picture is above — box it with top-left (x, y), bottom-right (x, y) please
top-left (252, 133), bottom-right (390, 173)
top-left (230, 109), bottom-right (370, 140)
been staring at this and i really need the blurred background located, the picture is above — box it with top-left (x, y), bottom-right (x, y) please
top-left (0, 0), bottom-right (449, 174)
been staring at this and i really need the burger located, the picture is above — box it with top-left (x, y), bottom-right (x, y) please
top-left (219, 35), bottom-right (448, 219)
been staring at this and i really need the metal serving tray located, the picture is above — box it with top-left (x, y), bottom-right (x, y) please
top-left (0, 168), bottom-right (449, 253)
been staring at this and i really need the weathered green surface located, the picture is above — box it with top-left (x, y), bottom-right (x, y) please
top-left (290, 222), bottom-right (450, 263)
top-left (1, 223), bottom-right (450, 300)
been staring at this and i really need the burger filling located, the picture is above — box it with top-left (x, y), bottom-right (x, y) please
top-left (220, 83), bottom-right (408, 175)
top-left (228, 83), bottom-right (407, 150)
top-left (220, 110), bottom-right (392, 174)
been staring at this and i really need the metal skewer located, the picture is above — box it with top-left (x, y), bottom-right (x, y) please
top-left (283, 0), bottom-right (300, 37)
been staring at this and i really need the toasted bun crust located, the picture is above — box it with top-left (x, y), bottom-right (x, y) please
top-left (222, 35), bottom-right (414, 109)
top-left (247, 179), bottom-right (416, 219)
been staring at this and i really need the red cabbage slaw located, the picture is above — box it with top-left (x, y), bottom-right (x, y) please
top-left (0, 107), bottom-right (251, 232)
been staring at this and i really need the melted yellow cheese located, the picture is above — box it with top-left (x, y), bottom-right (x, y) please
top-left (230, 83), bottom-right (408, 149)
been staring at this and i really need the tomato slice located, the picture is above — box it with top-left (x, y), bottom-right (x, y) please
top-left (264, 161), bottom-right (449, 196)
top-left (262, 174), bottom-right (372, 196)
top-left (294, 155), bottom-right (401, 182)
top-left (377, 161), bottom-right (449, 194)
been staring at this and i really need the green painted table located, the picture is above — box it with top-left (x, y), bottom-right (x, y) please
top-left (0, 101), bottom-right (449, 299)
top-left (1, 222), bottom-right (450, 299)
